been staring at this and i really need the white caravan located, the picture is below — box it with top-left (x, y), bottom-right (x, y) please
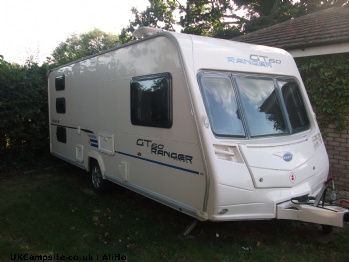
top-left (48, 27), bottom-right (348, 234)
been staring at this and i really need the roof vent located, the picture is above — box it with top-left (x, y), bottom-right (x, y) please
top-left (132, 27), bottom-right (163, 38)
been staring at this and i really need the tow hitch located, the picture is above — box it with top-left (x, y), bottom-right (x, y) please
top-left (277, 176), bottom-right (349, 233)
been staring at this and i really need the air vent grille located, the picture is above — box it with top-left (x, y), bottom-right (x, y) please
top-left (213, 144), bottom-right (244, 163)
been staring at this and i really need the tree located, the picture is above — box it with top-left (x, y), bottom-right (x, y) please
top-left (119, 0), bottom-right (178, 43)
top-left (233, 0), bottom-right (300, 33)
top-left (234, 0), bottom-right (349, 33)
top-left (50, 28), bottom-right (119, 66)
top-left (296, 0), bottom-right (349, 15)
top-left (121, 0), bottom-right (349, 41)
top-left (120, 0), bottom-right (242, 42)
top-left (178, 0), bottom-right (241, 38)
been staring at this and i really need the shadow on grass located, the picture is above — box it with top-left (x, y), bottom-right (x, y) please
top-left (1, 163), bottom-right (348, 261)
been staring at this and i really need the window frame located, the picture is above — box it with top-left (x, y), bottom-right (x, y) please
top-left (277, 77), bottom-right (310, 134)
top-left (130, 72), bottom-right (173, 129)
top-left (198, 72), bottom-right (246, 138)
top-left (198, 71), bottom-right (311, 139)
top-left (55, 74), bottom-right (65, 91)
top-left (56, 97), bottom-right (66, 114)
top-left (56, 126), bottom-right (67, 143)
top-left (233, 74), bottom-right (289, 138)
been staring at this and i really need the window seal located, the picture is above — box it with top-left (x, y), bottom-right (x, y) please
top-left (130, 72), bottom-right (172, 129)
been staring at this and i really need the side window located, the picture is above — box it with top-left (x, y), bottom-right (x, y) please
top-left (55, 74), bottom-right (65, 91)
top-left (56, 98), bottom-right (66, 114)
top-left (130, 73), bottom-right (172, 128)
top-left (56, 126), bottom-right (66, 143)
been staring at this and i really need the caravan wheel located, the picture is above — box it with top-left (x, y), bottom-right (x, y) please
top-left (321, 225), bottom-right (333, 235)
top-left (90, 160), bottom-right (108, 194)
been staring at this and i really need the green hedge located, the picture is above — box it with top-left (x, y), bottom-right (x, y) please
top-left (296, 53), bottom-right (349, 131)
top-left (0, 58), bottom-right (49, 170)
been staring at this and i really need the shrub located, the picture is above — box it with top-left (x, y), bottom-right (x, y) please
top-left (0, 57), bottom-right (49, 170)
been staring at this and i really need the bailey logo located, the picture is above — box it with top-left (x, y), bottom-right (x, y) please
top-left (283, 152), bottom-right (293, 162)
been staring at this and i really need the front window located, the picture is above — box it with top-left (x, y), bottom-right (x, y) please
top-left (200, 74), bottom-right (245, 137)
top-left (279, 79), bottom-right (310, 132)
top-left (198, 72), bottom-right (310, 138)
top-left (235, 75), bottom-right (287, 137)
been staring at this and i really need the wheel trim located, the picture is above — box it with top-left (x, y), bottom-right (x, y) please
top-left (92, 166), bottom-right (102, 189)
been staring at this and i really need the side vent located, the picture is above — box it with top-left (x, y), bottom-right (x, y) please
top-left (213, 144), bottom-right (244, 163)
top-left (76, 145), bottom-right (84, 162)
top-left (118, 162), bottom-right (129, 182)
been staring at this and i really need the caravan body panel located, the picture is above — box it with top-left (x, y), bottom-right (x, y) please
top-left (171, 33), bottom-right (329, 220)
top-left (48, 29), bottom-right (341, 225)
top-left (48, 35), bottom-right (207, 216)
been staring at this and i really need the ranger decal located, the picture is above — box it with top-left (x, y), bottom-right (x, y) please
top-left (136, 139), bottom-right (193, 164)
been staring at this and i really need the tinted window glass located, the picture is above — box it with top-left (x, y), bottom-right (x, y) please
top-left (200, 74), bottom-right (245, 137)
top-left (236, 75), bottom-right (287, 137)
top-left (56, 98), bottom-right (66, 114)
top-left (55, 74), bottom-right (65, 91)
top-left (279, 79), bottom-right (310, 132)
top-left (131, 73), bottom-right (172, 128)
top-left (198, 72), bottom-right (310, 138)
top-left (56, 126), bottom-right (66, 143)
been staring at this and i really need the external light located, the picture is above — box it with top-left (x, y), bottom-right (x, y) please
top-left (312, 133), bottom-right (322, 149)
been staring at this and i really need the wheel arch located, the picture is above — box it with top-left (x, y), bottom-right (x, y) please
top-left (87, 151), bottom-right (106, 179)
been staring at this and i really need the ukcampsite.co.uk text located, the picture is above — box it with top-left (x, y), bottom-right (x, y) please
top-left (10, 253), bottom-right (127, 261)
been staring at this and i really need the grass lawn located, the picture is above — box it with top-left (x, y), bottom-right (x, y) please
top-left (1, 161), bottom-right (348, 262)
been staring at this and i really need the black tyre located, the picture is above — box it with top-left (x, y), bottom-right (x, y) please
top-left (90, 160), bottom-right (108, 194)
top-left (321, 225), bottom-right (333, 234)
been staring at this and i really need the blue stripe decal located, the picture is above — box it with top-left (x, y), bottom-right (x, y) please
top-left (87, 134), bottom-right (98, 148)
top-left (116, 151), bottom-right (201, 175)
